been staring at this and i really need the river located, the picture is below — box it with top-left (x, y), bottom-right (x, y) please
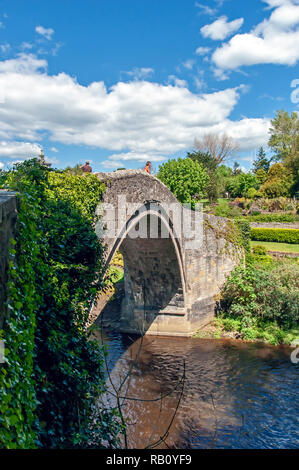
top-left (94, 328), bottom-right (298, 449)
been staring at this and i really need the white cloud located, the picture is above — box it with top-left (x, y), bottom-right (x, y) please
top-left (193, 76), bottom-right (206, 90)
top-left (0, 43), bottom-right (10, 54)
top-left (195, 46), bottom-right (211, 55)
top-left (20, 42), bottom-right (33, 50)
top-left (201, 117), bottom-right (270, 150)
top-left (201, 15), bottom-right (244, 40)
top-left (212, 67), bottom-right (230, 81)
top-left (35, 25), bottom-right (54, 41)
top-left (168, 75), bottom-right (188, 87)
top-left (0, 161), bottom-right (4, 169)
top-left (50, 146), bottom-right (59, 152)
top-left (0, 53), bottom-right (47, 74)
top-left (195, 2), bottom-right (217, 16)
top-left (182, 59), bottom-right (195, 70)
top-left (0, 141), bottom-right (42, 158)
top-left (124, 67), bottom-right (154, 80)
top-left (212, 0), bottom-right (299, 69)
top-left (106, 152), bottom-right (167, 163)
top-left (0, 53), bottom-right (270, 160)
top-left (101, 160), bottom-right (124, 169)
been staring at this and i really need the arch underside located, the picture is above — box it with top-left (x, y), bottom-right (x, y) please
top-left (107, 211), bottom-right (187, 335)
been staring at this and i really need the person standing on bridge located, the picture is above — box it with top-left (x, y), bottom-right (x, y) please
top-left (80, 161), bottom-right (92, 173)
top-left (144, 161), bottom-right (151, 174)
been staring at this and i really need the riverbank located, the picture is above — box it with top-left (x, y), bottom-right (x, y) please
top-left (193, 317), bottom-right (299, 346)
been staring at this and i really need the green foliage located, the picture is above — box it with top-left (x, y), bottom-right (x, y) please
top-left (252, 245), bottom-right (267, 256)
top-left (246, 187), bottom-right (259, 199)
top-left (104, 266), bottom-right (124, 289)
top-left (235, 219), bottom-right (251, 253)
top-left (187, 151), bottom-right (217, 171)
top-left (255, 168), bottom-right (267, 185)
top-left (219, 260), bottom-right (299, 334)
top-left (214, 200), bottom-right (242, 218)
top-left (253, 147), bottom-right (271, 173)
top-left (269, 110), bottom-right (299, 162)
top-left (238, 213), bottom-right (297, 223)
top-left (260, 163), bottom-right (293, 198)
top-left (188, 151), bottom-right (233, 202)
top-left (246, 196), bottom-right (297, 212)
top-left (158, 157), bottom-right (209, 206)
top-left (226, 172), bottom-right (260, 198)
top-left (0, 160), bottom-right (120, 448)
top-left (217, 317), bottom-right (298, 346)
top-left (251, 227), bottom-right (299, 244)
top-left (0, 191), bottom-right (41, 448)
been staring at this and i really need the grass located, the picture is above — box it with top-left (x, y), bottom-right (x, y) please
top-left (250, 240), bottom-right (299, 253)
top-left (193, 317), bottom-right (299, 346)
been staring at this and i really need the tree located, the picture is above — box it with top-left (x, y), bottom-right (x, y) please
top-left (187, 151), bottom-right (219, 202)
top-left (233, 162), bottom-right (241, 176)
top-left (255, 168), bottom-right (267, 185)
top-left (253, 147), bottom-right (271, 173)
top-left (226, 173), bottom-right (260, 198)
top-left (269, 110), bottom-right (299, 162)
top-left (268, 110), bottom-right (299, 196)
top-left (194, 133), bottom-right (239, 166)
top-left (157, 157), bottom-right (209, 206)
top-left (187, 150), bottom-right (217, 171)
top-left (260, 162), bottom-right (293, 198)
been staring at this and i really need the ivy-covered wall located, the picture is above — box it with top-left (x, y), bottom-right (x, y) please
top-left (0, 160), bottom-right (121, 449)
top-left (0, 192), bottom-right (17, 329)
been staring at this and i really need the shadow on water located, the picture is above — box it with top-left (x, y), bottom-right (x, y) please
top-left (91, 297), bottom-right (299, 449)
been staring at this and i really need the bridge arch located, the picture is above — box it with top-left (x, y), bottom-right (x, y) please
top-left (95, 170), bottom-right (243, 336)
top-left (105, 202), bottom-right (186, 297)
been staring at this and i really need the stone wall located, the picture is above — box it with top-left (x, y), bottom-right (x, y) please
top-left (0, 192), bottom-right (17, 329)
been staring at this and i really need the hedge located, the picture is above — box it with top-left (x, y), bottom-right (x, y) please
top-left (250, 227), bottom-right (299, 244)
top-left (236, 213), bottom-right (297, 223)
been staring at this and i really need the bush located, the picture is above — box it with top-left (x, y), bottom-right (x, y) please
top-left (235, 219), bottom-right (251, 252)
top-left (246, 187), bottom-right (258, 199)
top-left (252, 245), bottom-right (267, 255)
top-left (239, 213), bottom-right (296, 223)
top-left (214, 200), bottom-right (242, 218)
top-left (219, 261), bottom-right (299, 331)
top-left (251, 227), bottom-right (299, 244)
top-left (245, 197), bottom-right (297, 213)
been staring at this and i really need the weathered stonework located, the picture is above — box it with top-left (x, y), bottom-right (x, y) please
top-left (0, 191), bottom-right (17, 329)
top-left (96, 170), bottom-right (244, 337)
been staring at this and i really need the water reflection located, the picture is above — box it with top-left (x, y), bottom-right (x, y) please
top-left (94, 328), bottom-right (299, 449)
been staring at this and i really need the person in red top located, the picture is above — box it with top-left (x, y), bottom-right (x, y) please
top-left (144, 161), bottom-right (151, 174)
top-left (80, 161), bottom-right (92, 173)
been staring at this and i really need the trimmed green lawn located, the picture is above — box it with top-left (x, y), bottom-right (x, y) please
top-left (251, 240), bottom-right (299, 253)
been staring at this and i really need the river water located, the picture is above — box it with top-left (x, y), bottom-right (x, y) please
top-left (95, 328), bottom-right (299, 449)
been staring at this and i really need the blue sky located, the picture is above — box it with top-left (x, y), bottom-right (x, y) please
top-left (0, 0), bottom-right (298, 172)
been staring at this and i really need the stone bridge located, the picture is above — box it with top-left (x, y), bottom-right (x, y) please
top-left (96, 170), bottom-right (243, 337)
